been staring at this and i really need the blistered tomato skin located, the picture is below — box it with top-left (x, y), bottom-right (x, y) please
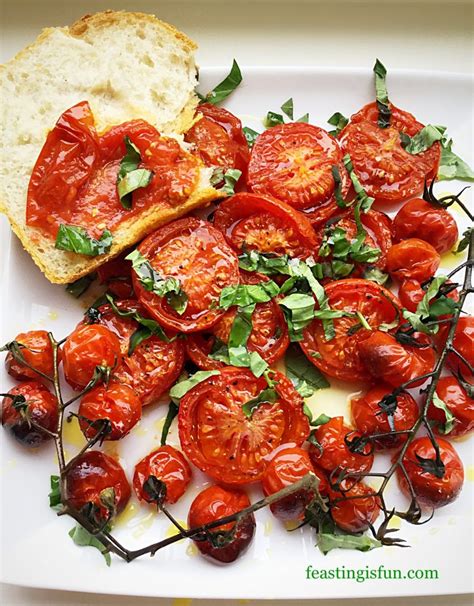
top-left (188, 485), bottom-right (256, 563)
top-left (247, 123), bottom-right (342, 209)
top-left (133, 218), bottom-right (240, 333)
top-left (300, 279), bottom-right (401, 383)
top-left (83, 300), bottom-right (184, 406)
top-left (330, 480), bottom-right (381, 533)
top-left (339, 102), bottom-right (440, 204)
top-left (178, 368), bottom-right (310, 485)
top-left (261, 446), bottom-right (328, 521)
top-left (351, 386), bottom-right (419, 450)
top-left (397, 437), bottom-right (464, 508)
top-left (447, 316), bottom-right (474, 380)
top-left (398, 279), bottom-right (459, 313)
top-left (5, 330), bottom-right (55, 383)
top-left (359, 330), bottom-right (436, 388)
top-left (78, 381), bottom-right (141, 441)
top-left (386, 238), bottom-right (440, 283)
top-left (62, 324), bottom-right (122, 390)
top-left (1, 381), bottom-right (58, 447)
top-left (133, 445), bottom-right (192, 504)
top-left (308, 416), bottom-right (374, 475)
top-left (427, 376), bottom-right (474, 438)
top-left (392, 198), bottom-right (458, 254)
top-left (65, 450), bottom-right (131, 519)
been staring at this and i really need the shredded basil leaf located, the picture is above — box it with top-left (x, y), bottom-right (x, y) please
top-left (201, 60), bottom-right (242, 105)
top-left (210, 167), bottom-right (242, 195)
top-left (327, 112), bottom-right (349, 136)
top-left (279, 293), bottom-right (315, 342)
top-left (68, 524), bottom-right (111, 566)
top-left (363, 266), bottom-right (390, 286)
top-left (343, 154), bottom-right (375, 212)
top-left (66, 273), bottom-right (96, 298)
top-left (116, 137), bottom-right (153, 209)
top-left (281, 98), bottom-right (294, 120)
top-left (296, 113), bottom-right (310, 123)
top-left (373, 59), bottom-right (390, 128)
top-left (242, 126), bottom-right (259, 148)
top-left (160, 402), bottom-right (179, 445)
top-left (402, 276), bottom-right (458, 335)
top-left (264, 111), bottom-right (285, 128)
top-left (242, 387), bottom-right (279, 419)
top-left (55, 225), bottom-right (113, 256)
top-left (169, 370), bottom-right (220, 404)
top-left (49, 475), bottom-right (62, 511)
top-left (400, 125), bottom-right (446, 155)
top-left (438, 139), bottom-right (474, 182)
top-left (432, 392), bottom-right (456, 435)
top-left (331, 165), bottom-right (346, 208)
top-left (285, 344), bottom-right (329, 397)
top-left (219, 281), bottom-right (279, 309)
top-left (238, 250), bottom-right (291, 275)
top-left (317, 532), bottom-right (382, 555)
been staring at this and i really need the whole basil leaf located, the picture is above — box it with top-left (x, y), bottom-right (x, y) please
top-left (201, 59), bottom-right (242, 105)
top-left (55, 225), bottom-right (112, 256)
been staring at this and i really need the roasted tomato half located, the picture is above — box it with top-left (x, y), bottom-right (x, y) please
top-left (247, 123), bottom-right (342, 209)
top-left (339, 102), bottom-right (440, 204)
top-left (386, 238), bottom-right (440, 283)
top-left (396, 437), bottom-right (464, 508)
top-left (5, 330), bottom-right (55, 383)
top-left (132, 217), bottom-right (240, 333)
top-left (188, 485), bottom-right (256, 563)
top-left (427, 376), bottom-right (474, 438)
top-left (300, 279), bottom-right (400, 382)
top-left (178, 368), bottom-right (310, 485)
top-left (83, 300), bottom-right (184, 406)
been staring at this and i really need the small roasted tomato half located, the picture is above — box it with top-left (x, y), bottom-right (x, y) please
top-left (247, 123), bottom-right (343, 210)
top-left (5, 330), bottom-right (55, 383)
top-left (186, 272), bottom-right (289, 370)
top-left (339, 102), bottom-right (440, 204)
top-left (178, 368), bottom-right (310, 485)
top-left (359, 331), bottom-right (436, 388)
top-left (83, 300), bottom-right (184, 406)
top-left (392, 198), bottom-right (458, 254)
top-left (78, 381), bottom-right (141, 441)
top-left (447, 316), bottom-right (474, 380)
top-left (65, 450), bottom-right (131, 520)
top-left (386, 238), bottom-right (440, 283)
top-left (261, 445), bottom-right (328, 521)
top-left (309, 416), bottom-right (374, 476)
top-left (184, 103), bottom-right (250, 184)
top-left (396, 437), bottom-right (464, 508)
top-left (188, 485), bottom-right (255, 563)
top-left (329, 480), bottom-right (381, 533)
top-left (132, 218), bottom-right (240, 333)
top-left (133, 445), bottom-right (192, 504)
top-left (62, 324), bottom-right (122, 391)
top-left (213, 192), bottom-right (318, 259)
top-left (300, 279), bottom-right (401, 382)
top-left (2, 382), bottom-right (58, 447)
top-left (398, 278), bottom-right (459, 313)
top-left (96, 251), bottom-right (134, 300)
top-left (427, 376), bottom-right (474, 438)
top-left (350, 386), bottom-right (419, 450)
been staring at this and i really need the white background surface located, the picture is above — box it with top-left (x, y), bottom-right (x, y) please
top-left (1, 1), bottom-right (473, 605)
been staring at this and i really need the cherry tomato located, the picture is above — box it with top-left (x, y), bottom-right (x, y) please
top-left (65, 450), bottom-right (131, 519)
top-left (96, 251), bottom-right (134, 299)
top-left (398, 278), bottom-right (459, 313)
top-left (351, 385), bottom-right (419, 450)
top-left (84, 300), bottom-right (184, 406)
top-left (62, 324), bottom-right (122, 390)
top-left (178, 368), bottom-right (310, 485)
top-left (133, 218), bottom-right (240, 333)
top-left (447, 316), bottom-right (474, 380)
top-left (184, 103), bottom-right (249, 183)
top-left (330, 480), bottom-right (381, 533)
top-left (427, 376), bottom-right (474, 438)
top-left (27, 102), bottom-right (201, 240)
top-left (5, 330), bottom-right (55, 383)
top-left (392, 198), bottom-right (458, 254)
top-left (308, 416), bottom-right (374, 475)
top-left (213, 192), bottom-right (318, 259)
top-left (300, 279), bottom-right (401, 382)
top-left (78, 381), bottom-right (141, 441)
top-left (386, 238), bottom-right (440, 283)
top-left (247, 123), bottom-right (342, 209)
top-left (339, 102), bottom-right (440, 204)
top-left (133, 445), bottom-right (192, 504)
top-left (359, 330), bottom-right (436, 388)
top-left (188, 485), bottom-right (255, 563)
top-left (2, 381), bottom-right (58, 447)
top-left (397, 437), bottom-right (464, 508)
top-left (185, 272), bottom-right (289, 369)
top-left (261, 445), bottom-right (328, 521)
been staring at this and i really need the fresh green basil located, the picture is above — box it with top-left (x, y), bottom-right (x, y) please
top-left (343, 154), bottom-right (375, 211)
top-left (363, 266), bottom-right (390, 286)
top-left (242, 126), bottom-right (260, 148)
top-left (432, 392), bottom-right (456, 435)
top-left (68, 524), bottom-right (111, 566)
top-left (264, 111), bottom-right (285, 128)
top-left (48, 475), bottom-right (62, 511)
top-left (317, 532), bottom-right (381, 555)
top-left (400, 125), bottom-right (446, 155)
top-left (402, 276), bottom-right (458, 335)
top-left (201, 60), bottom-right (243, 105)
top-left (169, 370), bottom-right (220, 404)
top-left (327, 112), bottom-right (349, 136)
top-left (373, 58), bottom-right (390, 128)
top-left (55, 225), bottom-right (113, 256)
top-left (438, 139), bottom-right (474, 182)
top-left (281, 98), bottom-right (294, 120)
top-left (331, 165), bottom-right (346, 208)
top-left (116, 137), bottom-right (153, 209)
top-left (219, 281), bottom-right (280, 309)
top-left (456, 228), bottom-right (473, 253)
top-left (160, 401), bottom-right (179, 445)
top-left (296, 113), bottom-right (310, 123)
top-left (285, 344), bottom-right (329, 397)
top-left (279, 293), bottom-right (315, 341)
top-left (66, 273), bottom-right (97, 298)
top-left (210, 167), bottom-right (242, 195)
top-left (242, 387), bottom-right (279, 419)
top-left (238, 250), bottom-right (291, 275)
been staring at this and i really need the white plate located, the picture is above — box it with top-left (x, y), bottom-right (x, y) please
top-left (0, 67), bottom-right (473, 600)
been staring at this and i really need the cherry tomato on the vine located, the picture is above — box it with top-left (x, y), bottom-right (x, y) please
top-left (398, 278), bottom-right (459, 313)
top-left (188, 485), bottom-right (256, 563)
top-left (427, 376), bottom-right (474, 438)
top-left (386, 238), bottom-right (440, 283)
top-left (447, 316), bottom-right (474, 380)
top-left (5, 330), bottom-right (55, 383)
top-left (330, 480), bottom-right (381, 533)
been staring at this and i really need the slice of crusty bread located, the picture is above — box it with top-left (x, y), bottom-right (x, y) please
top-left (0, 10), bottom-right (218, 284)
